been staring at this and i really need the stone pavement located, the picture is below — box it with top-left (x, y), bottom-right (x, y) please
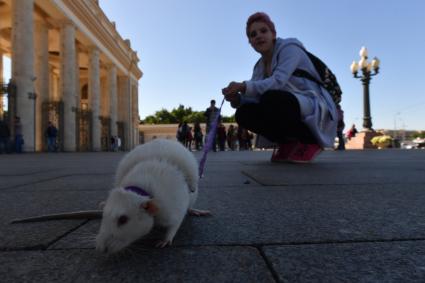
top-left (1, 149), bottom-right (425, 282)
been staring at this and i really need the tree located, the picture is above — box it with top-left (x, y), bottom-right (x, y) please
top-left (143, 108), bottom-right (176, 124)
top-left (171, 105), bottom-right (193, 122)
top-left (141, 104), bottom-right (235, 124)
top-left (412, 131), bottom-right (425, 139)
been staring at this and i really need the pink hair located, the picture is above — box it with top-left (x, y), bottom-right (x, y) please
top-left (246, 12), bottom-right (276, 38)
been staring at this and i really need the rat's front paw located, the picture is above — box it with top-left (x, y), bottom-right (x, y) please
top-left (155, 239), bottom-right (172, 248)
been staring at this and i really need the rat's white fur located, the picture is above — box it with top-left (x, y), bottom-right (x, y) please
top-left (96, 139), bottom-right (200, 254)
top-left (114, 138), bottom-right (199, 192)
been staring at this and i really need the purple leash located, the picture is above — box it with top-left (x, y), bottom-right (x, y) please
top-left (199, 98), bottom-right (225, 178)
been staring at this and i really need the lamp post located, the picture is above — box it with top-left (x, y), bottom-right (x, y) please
top-left (350, 47), bottom-right (380, 131)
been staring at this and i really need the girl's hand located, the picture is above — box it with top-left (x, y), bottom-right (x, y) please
top-left (222, 81), bottom-right (246, 96)
top-left (222, 81), bottom-right (245, 108)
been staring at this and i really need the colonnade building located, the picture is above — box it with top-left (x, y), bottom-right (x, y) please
top-left (0, 0), bottom-right (143, 151)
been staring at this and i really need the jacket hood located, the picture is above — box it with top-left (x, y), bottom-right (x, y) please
top-left (276, 37), bottom-right (305, 50)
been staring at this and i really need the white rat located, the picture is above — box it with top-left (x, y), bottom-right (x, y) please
top-left (96, 139), bottom-right (209, 254)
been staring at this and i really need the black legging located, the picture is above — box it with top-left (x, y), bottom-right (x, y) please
top-left (235, 90), bottom-right (316, 144)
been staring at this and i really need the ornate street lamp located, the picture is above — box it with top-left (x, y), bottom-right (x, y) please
top-left (350, 46), bottom-right (380, 131)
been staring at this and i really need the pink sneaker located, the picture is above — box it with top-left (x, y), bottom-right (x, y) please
top-left (288, 143), bottom-right (322, 163)
top-left (271, 142), bottom-right (300, 163)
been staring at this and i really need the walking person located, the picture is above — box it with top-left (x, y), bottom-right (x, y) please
top-left (204, 99), bottom-right (220, 152)
top-left (335, 104), bottom-right (345, 150)
top-left (110, 136), bottom-right (116, 151)
top-left (186, 126), bottom-right (193, 150)
top-left (14, 116), bottom-right (23, 153)
top-left (193, 121), bottom-right (203, 151)
top-left (217, 122), bottom-right (227, 151)
top-left (222, 12), bottom-right (338, 163)
top-left (237, 126), bottom-right (245, 150)
top-left (226, 124), bottom-right (237, 150)
top-left (45, 121), bottom-right (58, 152)
top-left (116, 136), bottom-right (122, 151)
top-left (346, 124), bottom-right (358, 140)
top-left (0, 119), bottom-right (10, 153)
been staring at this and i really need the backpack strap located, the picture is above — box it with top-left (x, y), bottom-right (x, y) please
top-left (279, 42), bottom-right (325, 87)
top-left (292, 68), bottom-right (324, 86)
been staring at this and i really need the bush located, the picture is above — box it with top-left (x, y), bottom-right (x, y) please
top-left (371, 135), bottom-right (393, 148)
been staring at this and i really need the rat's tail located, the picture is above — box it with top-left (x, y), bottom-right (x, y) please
top-left (10, 210), bottom-right (103, 224)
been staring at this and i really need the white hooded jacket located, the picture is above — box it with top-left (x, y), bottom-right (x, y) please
top-left (241, 37), bottom-right (337, 148)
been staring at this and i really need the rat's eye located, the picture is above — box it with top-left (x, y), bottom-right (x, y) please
top-left (117, 215), bottom-right (129, 227)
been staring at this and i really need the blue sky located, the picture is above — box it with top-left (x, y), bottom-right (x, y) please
top-left (3, 1), bottom-right (423, 131)
top-left (99, 0), bottom-right (424, 131)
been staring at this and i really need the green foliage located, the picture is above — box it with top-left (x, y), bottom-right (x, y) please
top-left (412, 131), bottom-right (425, 139)
top-left (222, 114), bottom-right (236, 123)
top-left (141, 104), bottom-right (235, 124)
top-left (143, 108), bottom-right (177, 124)
top-left (185, 112), bottom-right (206, 123)
top-left (171, 105), bottom-right (193, 123)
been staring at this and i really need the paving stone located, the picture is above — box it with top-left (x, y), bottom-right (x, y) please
top-left (0, 173), bottom-right (115, 193)
top-left (49, 220), bottom-right (100, 250)
top-left (262, 241), bottom-right (425, 282)
top-left (51, 182), bottom-right (425, 250)
top-left (0, 247), bottom-right (274, 283)
top-left (0, 152), bottom-right (122, 190)
top-left (0, 189), bottom-right (107, 250)
top-left (0, 149), bottom-right (424, 281)
top-left (242, 151), bottom-right (425, 186)
top-left (173, 184), bottom-right (425, 246)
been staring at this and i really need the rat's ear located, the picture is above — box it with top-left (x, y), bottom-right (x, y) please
top-left (140, 200), bottom-right (159, 216)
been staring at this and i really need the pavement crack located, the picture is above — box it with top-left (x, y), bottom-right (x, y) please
top-left (0, 173), bottom-right (114, 191)
top-left (45, 220), bottom-right (91, 250)
top-left (258, 237), bottom-right (425, 247)
top-left (255, 246), bottom-right (281, 283)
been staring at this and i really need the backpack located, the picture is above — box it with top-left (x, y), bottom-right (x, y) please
top-left (290, 46), bottom-right (342, 106)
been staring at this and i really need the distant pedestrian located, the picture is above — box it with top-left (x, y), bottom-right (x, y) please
top-left (186, 126), bottom-right (193, 150)
top-left (110, 136), bottom-right (116, 151)
top-left (217, 122), bottom-right (227, 151)
top-left (193, 121), bottom-right (203, 150)
top-left (347, 124), bottom-right (358, 140)
top-left (14, 116), bottom-right (23, 153)
top-left (242, 128), bottom-right (254, 150)
top-left (0, 119), bottom-right (10, 153)
top-left (45, 121), bottom-right (58, 152)
top-left (204, 99), bottom-right (220, 152)
top-left (336, 105), bottom-right (345, 150)
top-left (226, 124), bottom-right (237, 150)
top-left (116, 136), bottom-right (122, 151)
top-left (176, 122), bottom-right (188, 145)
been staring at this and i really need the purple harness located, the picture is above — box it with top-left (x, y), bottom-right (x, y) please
top-left (124, 186), bottom-right (151, 197)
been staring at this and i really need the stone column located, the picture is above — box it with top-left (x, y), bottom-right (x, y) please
top-left (60, 21), bottom-right (77, 151)
top-left (75, 50), bottom-right (81, 150)
top-left (89, 47), bottom-right (101, 151)
top-left (107, 65), bottom-right (118, 138)
top-left (0, 51), bottom-right (3, 81)
top-left (11, 0), bottom-right (36, 151)
top-left (52, 69), bottom-right (60, 101)
top-left (128, 79), bottom-right (133, 149)
top-left (118, 75), bottom-right (130, 150)
top-left (132, 82), bottom-right (139, 146)
top-left (48, 66), bottom-right (55, 101)
top-left (0, 51), bottom-right (3, 119)
top-left (100, 77), bottom-right (108, 117)
top-left (75, 50), bottom-right (80, 108)
top-left (34, 20), bottom-right (49, 151)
